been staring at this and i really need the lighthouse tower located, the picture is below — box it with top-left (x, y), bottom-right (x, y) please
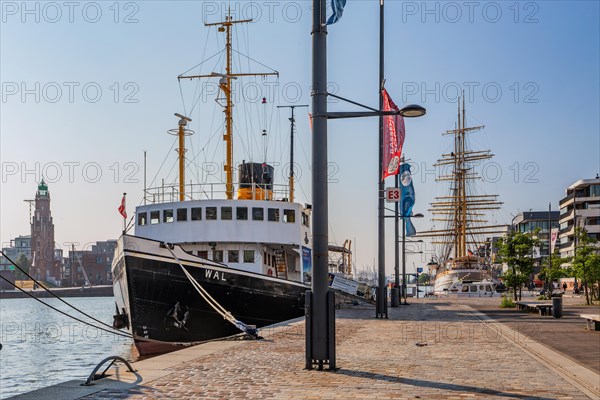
top-left (31, 179), bottom-right (55, 282)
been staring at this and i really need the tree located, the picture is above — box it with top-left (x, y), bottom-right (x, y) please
top-left (538, 250), bottom-right (571, 298)
top-left (14, 254), bottom-right (31, 280)
top-left (571, 228), bottom-right (600, 305)
top-left (418, 273), bottom-right (430, 285)
top-left (497, 230), bottom-right (541, 301)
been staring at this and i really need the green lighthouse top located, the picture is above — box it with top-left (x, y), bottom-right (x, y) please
top-left (38, 178), bottom-right (48, 195)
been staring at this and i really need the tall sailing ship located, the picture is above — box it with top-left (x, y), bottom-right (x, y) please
top-left (418, 98), bottom-right (504, 293)
top-left (111, 15), bottom-right (314, 355)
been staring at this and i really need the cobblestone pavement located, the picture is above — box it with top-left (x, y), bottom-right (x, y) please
top-left (81, 301), bottom-right (593, 399)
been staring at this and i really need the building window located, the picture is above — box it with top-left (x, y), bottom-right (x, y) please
top-left (206, 207), bottom-right (217, 220)
top-left (163, 209), bottom-right (174, 223)
top-left (237, 207), bottom-right (248, 220)
top-left (197, 250), bottom-right (208, 259)
top-left (228, 250), bottom-right (239, 263)
top-left (138, 212), bottom-right (147, 226)
top-left (191, 207), bottom-right (202, 221)
top-left (252, 208), bottom-right (264, 221)
top-left (177, 208), bottom-right (188, 222)
top-left (221, 207), bottom-right (232, 220)
top-left (150, 211), bottom-right (160, 224)
top-left (268, 208), bottom-right (279, 222)
top-left (284, 209), bottom-right (296, 223)
top-left (213, 250), bottom-right (223, 262)
top-left (244, 250), bottom-right (255, 263)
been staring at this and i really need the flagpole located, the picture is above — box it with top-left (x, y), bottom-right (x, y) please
top-left (376, 0), bottom-right (387, 318)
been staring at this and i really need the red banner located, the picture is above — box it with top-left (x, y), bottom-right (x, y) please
top-left (382, 88), bottom-right (405, 181)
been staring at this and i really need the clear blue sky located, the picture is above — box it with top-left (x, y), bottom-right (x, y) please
top-left (1, 1), bottom-right (599, 274)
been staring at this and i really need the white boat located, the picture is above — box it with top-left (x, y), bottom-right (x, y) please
top-left (111, 13), bottom-right (316, 355)
top-left (446, 280), bottom-right (499, 297)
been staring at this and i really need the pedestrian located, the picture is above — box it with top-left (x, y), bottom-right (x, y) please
top-left (562, 282), bottom-right (567, 292)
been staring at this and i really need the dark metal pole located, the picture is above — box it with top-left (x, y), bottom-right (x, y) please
top-left (308, 0), bottom-right (332, 369)
top-left (376, 0), bottom-right (387, 319)
top-left (391, 173), bottom-right (400, 307)
top-left (402, 215), bottom-right (407, 304)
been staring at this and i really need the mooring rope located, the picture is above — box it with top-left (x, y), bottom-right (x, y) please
top-left (163, 243), bottom-right (259, 338)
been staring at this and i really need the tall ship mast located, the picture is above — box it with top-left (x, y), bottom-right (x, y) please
top-left (418, 97), bottom-right (504, 293)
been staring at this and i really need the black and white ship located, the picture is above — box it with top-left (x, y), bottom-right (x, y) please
top-left (111, 14), bottom-right (314, 355)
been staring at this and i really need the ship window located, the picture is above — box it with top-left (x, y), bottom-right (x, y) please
top-left (177, 208), bottom-right (188, 221)
top-left (197, 250), bottom-right (208, 259)
top-left (302, 212), bottom-right (310, 227)
top-left (150, 211), bottom-right (160, 224)
top-left (206, 207), bottom-right (216, 220)
top-left (213, 250), bottom-right (223, 262)
top-left (228, 250), bottom-right (239, 263)
top-left (221, 207), bottom-right (232, 220)
top-left (470, 285), bottom-right (478, 293)
top-left (138, 212), bottom-right (147, 226)
top-left (263, 251), bottom-right (267, 264)
top-left (191, 207), bottom-right (202, 221)
top-left (163, 209), bottom-right (174, 223)
top-left (268, 208), bottom-right (279, 222)
top-left (252, 207), bottom-right (264, 221)
top-left (284, 209), bottom-right (296, 223)
top-left (485, 285), bottom-right (492, 292)
top-left (461, 285), bottom-right (469, 293)
top-left (236, 207), bottom-right (248, 220)
top-left (244, 250), bottom-right (255, 263)
top-left (479, 285), bottom-right (485, 291)
top-left (267, 253), bottom-right (272, 266)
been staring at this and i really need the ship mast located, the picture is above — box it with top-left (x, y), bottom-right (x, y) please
top-left (418, 95), bottom-right (504, 260)
top-left (179, 11), bottom-right (279, 199)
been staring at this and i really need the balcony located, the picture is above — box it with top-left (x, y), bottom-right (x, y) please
top-left (559, 192), bottom-right (575, 206)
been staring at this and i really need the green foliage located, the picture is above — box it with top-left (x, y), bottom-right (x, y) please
top-left (500, 296), bottom-right (516, 308)
top-left (14, 254), bottom-right (31, 280)
top-left (497, 230), bottom-right (541, 301)
top-left (418, 273), bottom-right (430, 285)
top-left (571, 229), bottom-right (600, 305)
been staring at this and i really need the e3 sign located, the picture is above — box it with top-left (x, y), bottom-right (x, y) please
top-left (385, 187), bottom-right (401, 202)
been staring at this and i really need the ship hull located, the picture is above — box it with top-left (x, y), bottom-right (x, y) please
top-left (112, 236), bottom-right (307, 355)
top-left (434, 268), bottom-right (492, 293)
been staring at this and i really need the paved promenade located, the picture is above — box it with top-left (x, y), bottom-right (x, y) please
top-left (17, 299), bottom-right (600, 399)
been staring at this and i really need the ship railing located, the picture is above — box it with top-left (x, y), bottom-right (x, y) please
top-left (143, 182), bottom-right (292, 204)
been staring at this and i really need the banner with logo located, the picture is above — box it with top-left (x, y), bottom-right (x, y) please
top-left (382, 88), bottom-right (405, 181)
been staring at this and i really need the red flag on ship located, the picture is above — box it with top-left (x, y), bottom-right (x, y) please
top-left (382, 88), bottom-right (405, 181)
top-left (118, 193), bottom-right (127, 219)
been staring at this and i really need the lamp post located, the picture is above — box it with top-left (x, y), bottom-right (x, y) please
top-left (401, 213), bottom-right (424, 304)
top-left (392, 235), bottom-right (422, 307)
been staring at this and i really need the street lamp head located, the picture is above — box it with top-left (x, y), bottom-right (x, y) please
top-left (413, 213), bottom-right (424, 218)
top-left (399, 104), bottom-right (426, 118)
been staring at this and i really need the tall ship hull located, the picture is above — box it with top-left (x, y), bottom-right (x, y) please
top-left (112, 235), bottom-right (307, 355)
top-left (432, 257), bottom-right (492, 293)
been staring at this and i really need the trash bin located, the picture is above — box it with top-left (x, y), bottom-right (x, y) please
top-left (552, 296), bottom-right (563, 318)
top-left (391, 287), bottom-right (399, 307)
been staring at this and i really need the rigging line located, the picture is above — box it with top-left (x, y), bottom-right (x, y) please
top-left (0, 250), bottom-right (134, 339)
top-left (231, 49), bottom-right (279, 75)
top-left (178, 49), bottom-right (225, 77)
top-left (148, 137), bottom-right (178, 189)
top-left (189, 51), bottom-right (226, 115)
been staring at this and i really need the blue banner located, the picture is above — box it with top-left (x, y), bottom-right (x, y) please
top-left (400, 163), bottom-right (417, 236)
top-left (302, 246), bottom-right (312, 284)
top-left (326, 0), bottom-right (347, 25)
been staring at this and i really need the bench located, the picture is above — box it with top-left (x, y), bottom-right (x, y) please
top-left (580, 314), bottom-right (600, 331)
top-left (516, 301), bottom-right (553, 316)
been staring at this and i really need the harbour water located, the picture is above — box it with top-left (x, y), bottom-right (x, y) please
top-left (0, 296), bottom-right (136, 399)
